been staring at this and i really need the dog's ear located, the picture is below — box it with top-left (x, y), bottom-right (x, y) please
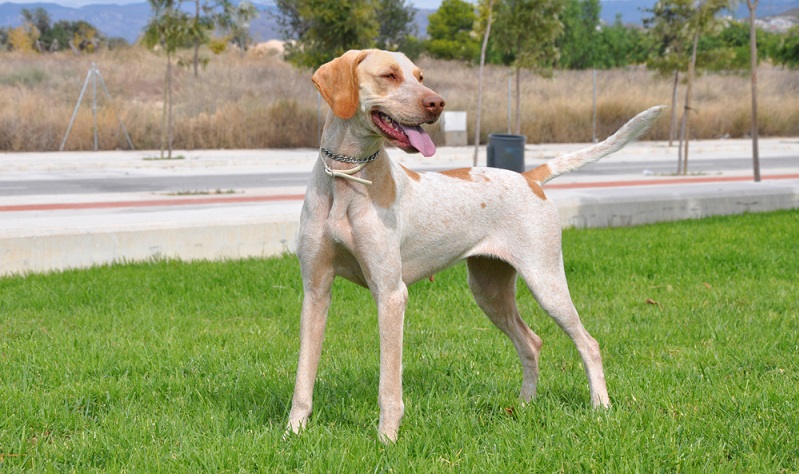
top-left (312, 50), bottom-right (370, 120)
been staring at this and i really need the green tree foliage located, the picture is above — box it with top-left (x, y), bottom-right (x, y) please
top-left (220, 1), bottom-right (258, 52)
top-left (375, 0), bottom-right (417, 51)
top-left (643, 0), bottom-right (694, 77)
top-left (557, 0), bottom-right (600, 70)
top-left (492, 0), bottom-right (564, 133)
top-left (0, 28), bottom-right (8, 51)
top-left (595, 15), bottom-right (650, 68)
top-left (143, 0), bottom-right (196, 159)
top-left (19, 7), bottom-right (108, 53)
top-left (425, 0), bottom-right (479, 61)
top-left (276, 0), bottom-right (377, 68)
top-left (771, 25), bottom-right (799, 68)
top-left (492, 0), bottom-right (564, 74)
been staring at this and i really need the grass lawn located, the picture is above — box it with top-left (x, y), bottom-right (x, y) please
top-left (1, 210), bottom-right (797, 471)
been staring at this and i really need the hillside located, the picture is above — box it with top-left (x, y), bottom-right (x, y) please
top-left (2, 0), bottom-right (798, 45)
top-left (1, 2), bottom-right (432, 44)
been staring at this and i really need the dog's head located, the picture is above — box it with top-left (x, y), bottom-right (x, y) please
top-left (312, 49), bottom-right (445, 157)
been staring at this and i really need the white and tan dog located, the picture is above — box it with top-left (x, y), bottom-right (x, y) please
top-left (288, 49), bottom-right (664, 442)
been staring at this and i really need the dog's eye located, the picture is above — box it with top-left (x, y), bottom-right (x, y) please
top-left (382, 73), bottom-right (397, 81)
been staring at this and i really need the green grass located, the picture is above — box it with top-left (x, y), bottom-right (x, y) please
top-left (1, 210), bottom-right (797, 472)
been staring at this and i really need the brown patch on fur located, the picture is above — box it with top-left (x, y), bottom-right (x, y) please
top-left (481, 202), bottom-right (486, 208)
top-left (524, 164), bottom-right (551, 185)
top-left (402, 165), bottom-right (421, 181)
top-left (523, 164), bottom-right (550, 200)
top-left (523, 174), bottom-right (547, 200)
top-left (438, 168), bottom-right (473, 181)
top-left (312, 50), bottom-right (369, 119)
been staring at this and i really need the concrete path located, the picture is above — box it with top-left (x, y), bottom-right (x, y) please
top-left (2, 138), bottom-right (797, 276)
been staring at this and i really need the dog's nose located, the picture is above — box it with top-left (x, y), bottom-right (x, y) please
top-left (423, 94), bottom-right (446, 115)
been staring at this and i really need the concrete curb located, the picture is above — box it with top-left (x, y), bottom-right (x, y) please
top-left (2, 139), bottom-right (798, 277)
top-left (2, 219), bottom-right (300, 276)
top-left (552, 180), bottom-right (799, 229)
top-left (3, 178), bottom-right (797, 277)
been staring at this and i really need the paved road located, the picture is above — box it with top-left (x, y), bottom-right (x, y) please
top-left (1, 156), bottom-right (796, 197)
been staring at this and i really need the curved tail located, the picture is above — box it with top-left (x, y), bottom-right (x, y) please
top-left (525, 105), bottom-right (666, 185)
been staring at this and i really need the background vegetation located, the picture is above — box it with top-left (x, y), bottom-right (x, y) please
top-left (1, 46), bottom-right (798, 151)
top-left (1, 0), bottom-right (798, 151)
top-left (1, 210), bottom-right (797, 470)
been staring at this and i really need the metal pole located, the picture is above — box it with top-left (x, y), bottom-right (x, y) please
top-left (92, 63), bottom-right (98, 151)
top-left (59, 68), bottom-right (92, 151)
top-left (507, 74), bottom-right (511, 134)
top-left (592, 68), bottom-right (597, 144)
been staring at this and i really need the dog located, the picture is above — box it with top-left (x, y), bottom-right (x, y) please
top-left (287, 49), bottom-right (664, 442)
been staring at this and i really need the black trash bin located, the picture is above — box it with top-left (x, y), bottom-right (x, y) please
top-left (487, 134), bottom-right (526, 173)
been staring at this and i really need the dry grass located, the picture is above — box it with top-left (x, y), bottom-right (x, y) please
top-left (1, 47), bottom-right (797, 151)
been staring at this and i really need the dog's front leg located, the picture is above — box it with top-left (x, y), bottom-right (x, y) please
top-left (354, 229), bottom-right (408, 443)
top-left (374, 276), bottom-right (408, 443)
top-left (288, 240), bottom-right (335, 435)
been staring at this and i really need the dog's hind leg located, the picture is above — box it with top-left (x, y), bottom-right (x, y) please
top-left (467, 256), bottom-right (544, 402)
top-left (516, 250), bottom-right (610, 408)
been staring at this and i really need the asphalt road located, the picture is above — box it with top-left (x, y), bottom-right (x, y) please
top-left (0, 156), bottom-right (796, 197)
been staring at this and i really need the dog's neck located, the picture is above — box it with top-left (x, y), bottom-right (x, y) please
top-left (320, 113), bottom-right (385, 167)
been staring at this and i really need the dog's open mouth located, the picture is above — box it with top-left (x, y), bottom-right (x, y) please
top-left (372, 111), bottom-right (436, 157)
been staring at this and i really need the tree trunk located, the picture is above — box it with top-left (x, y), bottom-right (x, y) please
top-left (193, 0), bottom-right (200, 78)
top-left (514, 67), bottom-right (521, 135)
top-left (678, 30), bottom-right (699, 175)
top-left (669, 70), bottom-right (678, 147)
top-left (474, 0), bottom-right (494, 166)
top-left (748, 0), bottom-right (761, 182)
top-left (167, 51), bottom-right (174, 160)
top-left (161, 52), bottom-right (168, 160)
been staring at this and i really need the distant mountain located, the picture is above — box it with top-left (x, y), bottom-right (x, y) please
top-left (1, 2), bottom-right (152, 42)
top-left (600, 0), bottom-right (799, 25)
top-left (1, 1), bottom-right (798, 45)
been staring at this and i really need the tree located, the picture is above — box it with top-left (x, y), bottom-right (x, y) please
top-left (188, 0), bottom-right (214, 77)
top-left (275, 0), bottom-right (377, 68)
top-left (20, 7), bottom-right (49, 51)
top-left (425, 0), bottom-right (479, 61)
top-left (474, 0), bottom-right (495, 165)
top-left (221, 1), bottom-right (258, 53)
top-left (375, 0), bottom-right (417, 51)
top-left (677, 0), bottom-right (731, 175)
top-left (17, 8), bottom-right (104, 53)
top-left (772, 25), bottom-right (799, 68)
top-left (8, 25), bottom-right (36, 53)
top-left (557, 0), bottom-right (600, 70)
top-left (0, 28), bottom-right (9, 51)
top-left (747, 0), bottom-right (760, 182)
top-left (643, 0), bottom-right (694, 146)
top-left (143, 0), bottom-right (194, 159)
top-left (492, 0), bottom-right (564, 134)
top-left (595, 15), bottom-right (649, 67)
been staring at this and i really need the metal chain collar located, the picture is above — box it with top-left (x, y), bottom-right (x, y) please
top-left (321, 147), bottom-right (380, 164)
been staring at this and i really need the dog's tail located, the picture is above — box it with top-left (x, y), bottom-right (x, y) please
top-left (525, 105), bottom-right (665, 186)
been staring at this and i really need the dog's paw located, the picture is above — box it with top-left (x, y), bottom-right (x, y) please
top-left (284, 417), bottom-right (308, 440)
top-left (377, 425), bottom-right (399, 444)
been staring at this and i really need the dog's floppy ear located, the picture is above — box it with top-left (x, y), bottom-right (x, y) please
top-left (312, 50), bottom-right (370, 120)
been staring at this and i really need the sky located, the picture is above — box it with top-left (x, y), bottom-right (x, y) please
top-left (3, 0), bottom-right (444, 7)
top-left (0, 0), bottom-right (670, 10)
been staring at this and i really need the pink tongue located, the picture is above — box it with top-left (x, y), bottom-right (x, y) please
top-left (400, 124), bottom-right (436, 157)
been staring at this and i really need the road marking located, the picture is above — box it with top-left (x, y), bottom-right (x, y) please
top-left (1, 173), bottom-right (797, 213)
top-left (266, 176), bottom-right (304, 182)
